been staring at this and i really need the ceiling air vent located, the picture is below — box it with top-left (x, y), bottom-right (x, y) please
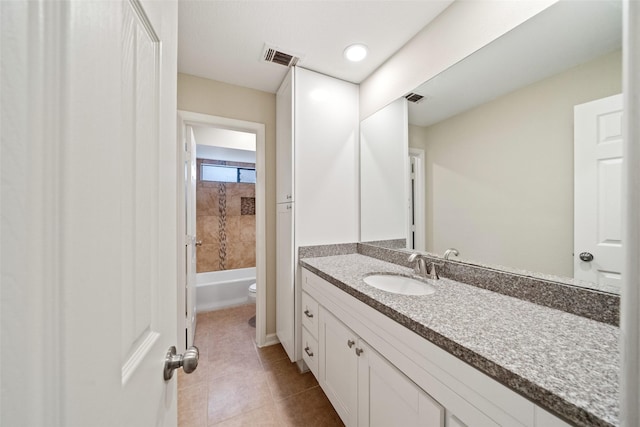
top-left (262, 44), bottom-right (301, 67)
top-left (405, 93), bottom-right (425, 104)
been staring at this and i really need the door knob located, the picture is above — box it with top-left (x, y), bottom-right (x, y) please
top-left (164, 345), bottom-right (199, 381)
top-left (579, 252), bottom-right (594, 262)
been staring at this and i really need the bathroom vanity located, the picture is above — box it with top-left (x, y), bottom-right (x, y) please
top-left (299, 247), bottom-right (618, 427)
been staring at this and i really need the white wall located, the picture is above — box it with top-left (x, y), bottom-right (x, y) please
top-left (360, 98), bottom-right (408, 242)
top-left (359, 0), bottom-right (558, 120)
top-left (195, 145), bottom-right (256, 163)
top-left (411, 50), bottom-right (621, 277)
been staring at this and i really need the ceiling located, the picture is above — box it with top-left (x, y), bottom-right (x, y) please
top-left (178, 1), bottom-right (454, 94)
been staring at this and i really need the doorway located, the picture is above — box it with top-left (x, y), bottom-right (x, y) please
top-left (177, 111), bottom-right (267, 350)
top-left (408, 148), bottom-right (425, 251)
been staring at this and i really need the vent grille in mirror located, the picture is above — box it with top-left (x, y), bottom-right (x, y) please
top-left (405, 93), bottom-right (425, 103)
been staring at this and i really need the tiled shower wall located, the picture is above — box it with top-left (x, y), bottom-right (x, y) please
top-left (196, 159), bottom-right (256, 273)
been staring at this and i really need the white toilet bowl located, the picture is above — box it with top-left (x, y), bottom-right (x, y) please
top-left (248, 282), bottom-right (256, 303)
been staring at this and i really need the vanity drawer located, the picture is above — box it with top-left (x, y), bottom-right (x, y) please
top-left (302, 291), bottom-right (319, 338)
top-left (302, 327), bottom-right (319, 379)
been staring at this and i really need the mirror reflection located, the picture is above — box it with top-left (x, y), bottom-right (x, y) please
top-left (360, 0), bottom-right (622, 293)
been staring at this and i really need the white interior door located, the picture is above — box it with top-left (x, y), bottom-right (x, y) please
top-left (185, 125), bottom-right (198, 348)
top-left (1, 1), bottom-right (181, 426)
top-left (574, 94), bottom-right (623, 292)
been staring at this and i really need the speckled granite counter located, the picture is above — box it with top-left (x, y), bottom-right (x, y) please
top-left (300, 253), bottom-right (619, 427)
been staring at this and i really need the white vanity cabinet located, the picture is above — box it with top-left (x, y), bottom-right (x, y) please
top-left (318, 306), bottom-right (444, 427)
top-left (302, 266), bottom-right (577, 427)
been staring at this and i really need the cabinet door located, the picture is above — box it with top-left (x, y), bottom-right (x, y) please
top-left (276, 68), bottom-right (294, 203)
top-left (358, 341), bottom-right (444, 427)
top-left (319, 308), bottom-right (358, 427)
top-left (276, 202), bottom-right (295, 361)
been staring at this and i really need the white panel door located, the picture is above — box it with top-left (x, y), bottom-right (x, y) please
top-left (185, 125), bottom-right (198, 348)
top-left (276, 202), bottom-right (295, 360)
top-left (574, 94), bottom-right (623, 292)
top-left (1, 1), bottom-right (180, 425)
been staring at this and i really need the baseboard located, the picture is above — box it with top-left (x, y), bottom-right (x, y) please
top-left (258, 333), bottom-right (280, 348)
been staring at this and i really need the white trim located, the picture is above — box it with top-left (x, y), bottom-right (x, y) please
top-left (176, 110), bottom-right (268, 347)
top-left (409, 148), bottom-right (426, 251)
top-left (1, 2), bottom-right (64, 425)
top-left (621, 0), bottom-right (640, 424)
top-left (261, 333), bottom-right (281, 348)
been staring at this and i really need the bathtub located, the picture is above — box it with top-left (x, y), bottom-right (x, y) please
top-left (196, 267), bottom-right (256, 313)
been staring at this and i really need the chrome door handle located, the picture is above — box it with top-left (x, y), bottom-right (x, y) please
top-left (579, 252), bottom-right (594, 262)
top-left (164, 345), bottom-right (199, 381)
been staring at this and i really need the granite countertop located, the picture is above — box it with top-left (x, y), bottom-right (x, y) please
top-left (300, 253), bottom-right (619, 427)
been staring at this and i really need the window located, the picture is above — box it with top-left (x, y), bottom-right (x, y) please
top-left (238, 168), bottom-right (256, 184)
top-left (201, 164), bottom-right (256, 183)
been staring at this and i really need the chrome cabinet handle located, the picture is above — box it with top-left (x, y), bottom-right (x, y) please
top-left (164, 345), bottom-right (199, 381)
top-left (304, 309), bottom-right (313, 318)
top-left (347, 339), bottom-right (355, 348)
top-left (286, 194), bottom-right (292, 200)
top-left (355, 348), bottom-right (364, 357)
top-left (304, 346), bottom-right (314, 357)
top-left (195, 240), bottom-right (202, 247)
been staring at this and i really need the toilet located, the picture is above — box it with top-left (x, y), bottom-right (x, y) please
top-left (248, 282), bottom-right (256, 303)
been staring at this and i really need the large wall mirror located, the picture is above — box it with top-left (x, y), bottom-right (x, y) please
top-left (360, 0), bottom-right (622, 294)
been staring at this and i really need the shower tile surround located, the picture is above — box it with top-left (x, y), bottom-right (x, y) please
top-left (196, 159), bottom-right (256, 273)
top-left (298, 243), bottom-right (620, 427)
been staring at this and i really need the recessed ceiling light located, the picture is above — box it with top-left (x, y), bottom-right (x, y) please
top-left (344, 44), bottom-right (368, 62)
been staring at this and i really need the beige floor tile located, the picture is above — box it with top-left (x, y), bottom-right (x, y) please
top-left (276, 386), bottom-right (344, 427)
top-left (209, 352), bottom-right (264, 380)
top-left (207, 371), bottom-right (274, 425)
top-left (256, 343), bottom-right (288, 364)
top-left (178, 362), bottom-right (211, 391)
top-left (209, 404), bottom-right (282, 427)
top-left (179, 305), bottom-right (338, 427)
top-left (261, 356), bottom-right (319, 400)
top-left (178, 384), bottom-right (208, 427)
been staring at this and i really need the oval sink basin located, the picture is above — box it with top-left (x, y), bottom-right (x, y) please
top-left (363, 274), bottom-right (435, 296)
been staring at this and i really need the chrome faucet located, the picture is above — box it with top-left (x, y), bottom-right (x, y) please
top-left (408, 253), bottom-right (441, 280)
top-left (408, 253), bottom-right (428, 278)
top-left (443, 248), bottom-right (459, 260)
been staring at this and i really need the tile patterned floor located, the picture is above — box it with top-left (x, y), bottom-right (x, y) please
top-left (178, 304), bottom-right (344, 426)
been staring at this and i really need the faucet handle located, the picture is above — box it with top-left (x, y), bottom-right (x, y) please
top-left (408, 253), bottom-right (427, 276)
top-left (427, 262), bottom-right (440, 280)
